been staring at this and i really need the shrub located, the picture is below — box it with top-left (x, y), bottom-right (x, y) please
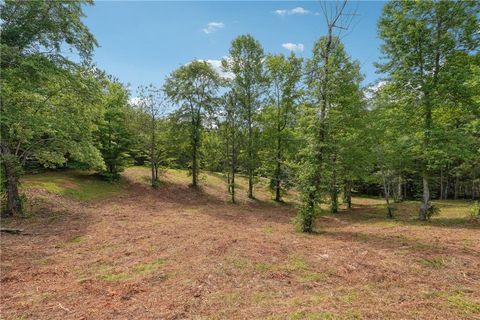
top-left (425, 204), bottom-right (440, 220)
top-left (469, 201), bottom-right (480, 221)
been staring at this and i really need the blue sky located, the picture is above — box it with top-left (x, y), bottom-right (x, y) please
top-left (83, 1), bottom-right (386, 93)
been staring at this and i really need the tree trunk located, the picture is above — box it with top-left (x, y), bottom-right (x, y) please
top-left (344, 180), bottom-right (352, 209)
top-left (440, 168), bottom-right (444, 200)
top-left (274, 140), bottom-right (282, 202)
top-left (379, 157), bottom-right (393, 219)
top-left (418, 174), bottom-right (430, 221)
top-left (396, 174), bottom-right (403, 202)
top-left (330, 153), bottom-right (338, 213)
top-left (192, 137), bottom-right (198, 187)
top-left (150, 115), bottom-right (157, 188)
top-left (3, 158), bottom-right (22, 217)
top-left (247, 97), bottom-right (254, 199)
top-left (454, 175), bottom-right (459, 200)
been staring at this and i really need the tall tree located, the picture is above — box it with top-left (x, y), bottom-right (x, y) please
top-left (223, 34), bottom-right (266, 199)
top-left (164, 61), bottom-right (221, 187)
top-left (377, 0), bottom-right (480, 220)
top-left (0, 0), bottom-right (101, 216)
top-left (261, 53), bottom-right (302, 202)
top-left (97, 80), bottom-right (133, 181)
top-left (137, 85), bottom-right (166, 188)
top-left (222, 90), bottom-right (243, 203)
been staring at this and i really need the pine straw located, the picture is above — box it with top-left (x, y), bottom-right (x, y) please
top-left (1, 167), bottom-right (479, 319)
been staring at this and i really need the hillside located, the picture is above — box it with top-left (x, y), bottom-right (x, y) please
top-left (1, 167), bottom-right (479, 319)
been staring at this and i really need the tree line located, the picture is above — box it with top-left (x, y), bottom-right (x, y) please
top-left (1, 0), bottom-right (479, 230)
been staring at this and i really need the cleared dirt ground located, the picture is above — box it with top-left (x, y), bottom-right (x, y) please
top-left (1, 167), bottom-right (479, 319)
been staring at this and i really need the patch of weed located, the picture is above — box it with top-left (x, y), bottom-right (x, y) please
top-left (448, 293), bottom-right (480, 314)
top-left (132, 258), bottom-right (166, 275)
top-left (418, 257), bottom-right (448, 269)
top-left (255, 262), bottom-right (272, 272)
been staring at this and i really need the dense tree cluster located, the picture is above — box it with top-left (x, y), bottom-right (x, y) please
top-left (1, 0), bottom-right (479, 232)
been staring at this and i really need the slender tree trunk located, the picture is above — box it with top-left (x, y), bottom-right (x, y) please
top-left (418, 93), bottom-right (432, 221)
top-left (454, 175), bottom-right (459, 200)
top-left (192, 137), bottom-right (198, 187)
top-left (274, 135), bottom-right (282, 202)
top-left (150, 115), bottom-right (156, 188)
top-left (247, 95), bottom-right (254, 199)
top-left (440, 168), bottom-right (444, 200)
top-left (230, 126), bottom-right (237, 203)
top-left (379, 159), bottom-right (393, 219)
top-left (330, 153), bottom-right (338, 213)
top-left (3, 158), bottom-right (22, 217)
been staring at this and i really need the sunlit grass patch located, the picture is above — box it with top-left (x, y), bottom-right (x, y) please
top-left (447, 293), bottom-right (480, 314)
top-left (23, 170), bottom-right (125, 201)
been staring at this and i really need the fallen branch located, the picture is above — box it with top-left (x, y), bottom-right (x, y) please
top-left (0, 228), bottom-right (23, 234)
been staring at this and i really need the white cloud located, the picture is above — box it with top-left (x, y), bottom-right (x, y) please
top-left (202, 21), bottom-right (225, 34)
top-left (274, 7), bottom-right (311, 16)
top-left (282, 43), bottom-right (304, 52)
top-left (129, 96), bottom-right (143, 107)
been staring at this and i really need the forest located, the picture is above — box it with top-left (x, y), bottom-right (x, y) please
top-left (1, 1), bottom-right (479, 319)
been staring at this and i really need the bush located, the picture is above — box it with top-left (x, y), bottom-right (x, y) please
top-left (469, 201), bottom-right (480, 221)
top-left (425, 204), bottom-right (440, 220)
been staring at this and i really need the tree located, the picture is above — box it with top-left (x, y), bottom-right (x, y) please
top-left (164, 61), bottom-right (221, 187)
top-left (298, 38), bottom-right (360, 231)
top-left (221, 90), bottom-right (243, 203)
top-left (377, 0), bottom-right (480, 220)
top-left (136, 85), bottom-right (167, 188)
top-left (261, 53), bottom-right (302, 202)
top-left (0, 0), bottom-right (101, 216)
top-left (97, 80), bottom-right (133, 181)
top-left (223, 34), bottom-right (266, 199)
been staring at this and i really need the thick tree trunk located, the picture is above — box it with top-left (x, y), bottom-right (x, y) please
top-left (3, 159), bottom-right (22, 217)
top-left (418, 174), bottom-right (430, 221)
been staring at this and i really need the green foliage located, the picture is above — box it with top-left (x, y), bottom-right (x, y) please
top-left (469, 201), bottom-right (480, 221)
top-left (97, 81), bottom-right (134, 181)
top-left (0, 0), bottom-right (102, 215)
top-left (223, 34), bottom-right (267, 198)
top-left (425, 204), bottom-right (441, 220)
top-left (164, 61), bottom-right (221, 187)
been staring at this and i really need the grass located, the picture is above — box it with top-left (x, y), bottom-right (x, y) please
top-left (417, 257), bottom-right (448, 269)
top-left (132, 258), bottom-right (166, 275)
top-left (23, 170), bottom-right (125, 201)
top-left (90, 258), bottom-right (167, 282)
top-left (447, 293), bottom-right (480, 315)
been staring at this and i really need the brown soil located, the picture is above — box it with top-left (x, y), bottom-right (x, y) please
top-left (1, 168), bottom-right (479, 320)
